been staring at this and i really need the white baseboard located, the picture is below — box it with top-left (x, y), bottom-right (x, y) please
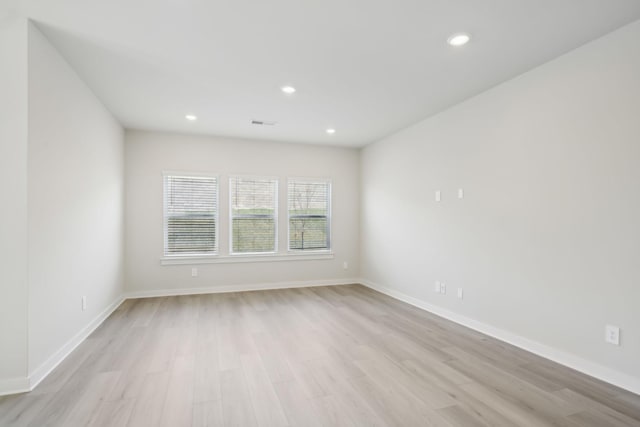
top-left (124, 278), bottom-right (360, 299)
top-left (27, 295), bottom-right (125, 391)
top-left (16, 277), bottom-right (635, 399)
top-left (1, 278), bottom-right (358, 396)
top-left (0, 376), bottom-right (30, 397)
top-left (359, 278), bottom-right (640, 395)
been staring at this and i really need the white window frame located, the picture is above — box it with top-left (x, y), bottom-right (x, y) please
top-left (228, 175), bottom-right (279, 255)
top-left (159, 174), bottom-right (335, 265)
top-left (162, 171), bottom-right (219, 258)
top-left (287, 177), bottom-right (332, 253)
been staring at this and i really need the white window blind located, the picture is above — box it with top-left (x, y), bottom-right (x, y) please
top-left (164, 174), bottom-right (218, 255)
top-left (230, 177), bottom-right (277, 253)
top-left (288, 180), bottom-right (331, 251)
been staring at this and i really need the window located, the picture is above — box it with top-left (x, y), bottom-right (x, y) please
top-left (230, 177), bottom-right (278, 253)
top-left (163, 174), bottom-right (218, 256)
top-left (288, 179), bottom-right (331, 251)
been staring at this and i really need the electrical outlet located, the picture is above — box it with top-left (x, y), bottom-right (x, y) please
top-left (191, 267), bottom-right (198, 278)
top-left (434, 281), bottom-right (441, 293)
top-left (440, 282), bottom-right (446, 294)
top-left (605, 325), bottom-right (620, 346)
top-left (458, 188), bottom-right (464, 199)
top-left (435, 190), bottom-right (441, 202)
top-left (81, 296), bottom-right (87, 311)
top-left (343, 261), bottom-right (348, 270)
top-left (457, 288), bottom-right (463, 299)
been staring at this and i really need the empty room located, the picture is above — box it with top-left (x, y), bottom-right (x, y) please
top-left (1, 0), bottom-right (640, 426)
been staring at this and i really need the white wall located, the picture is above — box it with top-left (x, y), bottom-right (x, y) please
top-left (0, 14), bottom-right (29, 393)
top-left (27, 24), bottom-right (124, 376)
top-left (125, 130), bottom-right (360, 294)
top-left (361, 20), bottom-right (640, 389)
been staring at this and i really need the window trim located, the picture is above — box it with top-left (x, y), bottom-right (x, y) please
top-left (286, 177), bottom-right (332, 253)
top-left (228, 175), bottom-right (279, 255)
top-left (159, 173), bottom-right (335, 265)
top-left (160, 251), bottom-right (333, 265)
top-left (162, 171), bottom-right (219, 257)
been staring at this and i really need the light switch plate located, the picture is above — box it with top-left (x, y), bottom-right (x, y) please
top-left (435, 190), bottom-right (441, 202)
top-left (605, 325), bottom-right (620, 345)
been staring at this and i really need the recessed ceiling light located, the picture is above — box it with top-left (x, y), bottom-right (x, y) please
top-left (281, 86), bottom-right (296, 94)
top-left (185, 114), bottom-right (197, 121)
top-left (447, 33), bottom-right (471, 47)
top-left (326, 128), bottom-right (336, 135)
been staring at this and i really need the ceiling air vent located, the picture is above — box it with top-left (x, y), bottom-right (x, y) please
top-left (251, 120), bottom-right (277, 126)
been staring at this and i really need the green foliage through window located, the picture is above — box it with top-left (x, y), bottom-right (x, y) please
top-left (230, 178), bottom-right (277, 253)
top-left (164, 175), bottom-right (217, 255)
top-left (288, 181), bottom-right (330, 250)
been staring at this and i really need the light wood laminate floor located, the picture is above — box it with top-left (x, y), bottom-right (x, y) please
top-left (1, 284), bottom-right (639, 426)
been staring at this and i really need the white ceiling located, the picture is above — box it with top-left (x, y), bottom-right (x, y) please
top-left (10, 0), bottom-right (640, 147)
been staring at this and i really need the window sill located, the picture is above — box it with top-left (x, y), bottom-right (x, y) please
top-left (160, 251), bottom-right (334, 265)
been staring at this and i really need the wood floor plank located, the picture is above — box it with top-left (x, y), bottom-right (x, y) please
top-left (192, 400), bottom-right (223, 427)
top-left (193, 347), bottom-right (221, 404)
top-left (568, 409), bottom-right (636, 427)
top-left (443, 347), bottom-right (582, 417)
top-left (251, 331), bottom-right (295, 384)
top-left (28, 337), bottom-right (102, 396)
top-left (216, 320), bottom-right (241, 372)
top-left (308, 365), bottom-right (386, 426)
top-left (219, 368), bottom-right (258, 427)
top-left (2, 284), bottom-right (638, 427)
top-left (272, 379), bottom-right (322, 427)
top-left (61, 371), bottom-right (120, 426)
top-left (459, 381), bottom-right (582, 427)
top-left (160, 355), bottom-right (196, 427)
top-left (349, 373), bottom-right (446, 426)
top-left (88, 398), bottom-right (135, 427)
top-left (437, 405), bottom-right (488, 427)
top-left (26, 350), bottom-right (113, 426)
top-left (145, 327), bottom-right (181, 374)
top-left (554, 388), bottom-right (640, 426)
top-left (354, 356), bottom-right (455, 426)
top-left (126, 371), bottom-right (171, 427)
top-left (308, 394), bottom-right (358, 427)
top-left (0, 393), bottom-right (55, 427)
top-left (240, 354), bottom-right (288, 427)
top-left (106, 372), bottom-right (146, 403)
